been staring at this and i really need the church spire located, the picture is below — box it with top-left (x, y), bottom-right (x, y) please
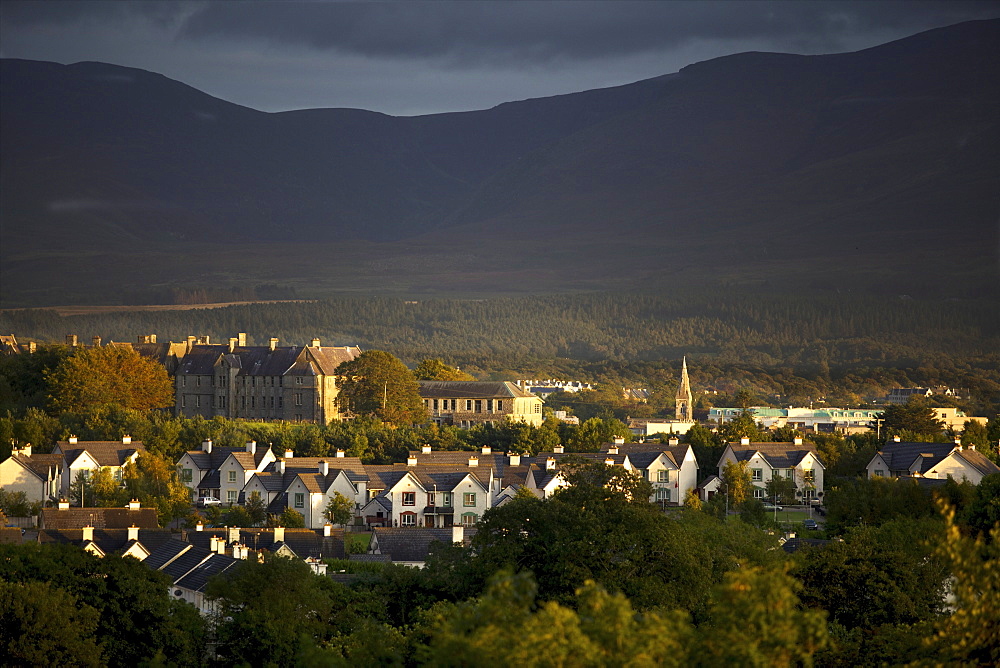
top-left (675, 356), bottom-right (693, 421)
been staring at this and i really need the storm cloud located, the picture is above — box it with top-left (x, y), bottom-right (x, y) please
top-left (3, 1), bottom-right (998, 115)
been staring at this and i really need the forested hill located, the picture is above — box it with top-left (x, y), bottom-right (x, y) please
top-left (4, 293), bottom-right (999, 397)
top-left (2, 19), bottom-right (998, 306)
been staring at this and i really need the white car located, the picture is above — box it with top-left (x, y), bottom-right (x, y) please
top-left (195, 496), bottom-right (222, 508)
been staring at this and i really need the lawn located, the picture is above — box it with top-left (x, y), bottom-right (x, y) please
top-left (346, 531), bottom-right (371, 554)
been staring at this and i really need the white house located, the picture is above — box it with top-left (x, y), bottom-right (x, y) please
top-left (718, 438), bottom-right (826, 503)
top-left (866, 439), bottom-right (1000, 484)
top-left (0, 444), bottom-right (62, 507)
top-left (52, 436), bottom-right (145, 499)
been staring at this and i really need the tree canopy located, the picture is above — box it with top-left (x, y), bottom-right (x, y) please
top-left (414, 358), bottom-right (474, 381)
top-left (45, 346), bottom-right (173, 413)
top-left (335, 350), bottom-right (427, 424)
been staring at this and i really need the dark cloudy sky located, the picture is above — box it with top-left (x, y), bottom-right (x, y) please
top-left (3, 1), bottom-right (999, 116)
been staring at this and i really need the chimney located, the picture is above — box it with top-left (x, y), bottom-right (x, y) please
top-left (246, 441), bottom-right (256, 454)
top-left (66, 334), bottom-right (77, 346)
top-left (407, 455), bottom-right (418, 467)
top-left (422, 444), bottom-right (432, 454)
top-left (613, 437), bottom-right (625, 444)
top-left (668, 437), bottom-right (679, 446)
top-left (92, 335), bottom-right (101, 348)
top-left (58, 500), bottom-right (69, 510)
top-left (17, 443), bottom-right (32, 457)
top-left (122, 434), bottom-right (132, 444)
top-left (277, 460), bottom-right (286, 474)
top-left (793, 437), bottom-right (803, 445)
top-left (127, 526), bottom-right (140, 542)
top-left (335, 449), bottom-right (345, 458)
top-left (319, 460), bottom-right (329, 476)
top-left (82, 526), bottom-right (94, 542)
top-left (468, 456), bottom-right (479, 467)
top-left (202, 439), bottom-right (213, 453)
top-left (237, 332), bottom-right (247, 347)
top-left (967, 443), bottom-right (976, 450)
top-left (481, 446), bottom-right (492, 455)
top-left (201, 335), bottom-right (211, 345)
top-left (269, 337), bottom-right (279, 351)
top-left (893, 436), bottom-right (901, 442)
top-left (127, 499), bottom-right (140, 510)
top-left (284, 449), bottom-right (294, 459)
top-left (273, 526), bottom-right (285, 543)
top-left (323, 523), bottom-right (332, 537)
top-left (209, 535), bottom-right (219, 552)
top-left (509, 453), bottom-right (521, 466)
top-left (451, 525), bottom-right (464, 544)
top-left (605, 457), bottom-right (615, 466)
top-left (740, 437), bottom-right (751, 445)
top-left (187, 335), bottom-right (196, 351)
top-left (546, 457), bottom-right (556, 470)
top-left (311, 338), bottom-right (321, 347)
top-left (228, 338), bottom-right (238, 352)
top-left (608, 445), bottom-right (619, 455)
top-left (554, 444), bottom-right (564, 454)
top-left (28, 342), bottom-right (36, 353)
top-left (196, 521), bottom-right (204, 532)
top-left (228, 526), bottom-right (240, 544)
top-left (69, 435), bottom-right (78, 444)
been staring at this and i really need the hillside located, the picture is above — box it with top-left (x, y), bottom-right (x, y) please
top-left (1, 20), bottom-right (998, 306)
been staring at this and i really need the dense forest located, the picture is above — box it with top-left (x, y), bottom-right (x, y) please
top-left (4, 292), bottom-right (1000, 414)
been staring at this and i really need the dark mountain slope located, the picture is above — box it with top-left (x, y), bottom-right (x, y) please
top-left (1, 20), bottom-right (997, 305)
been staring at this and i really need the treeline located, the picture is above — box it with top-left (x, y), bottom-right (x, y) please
top-left (119, 284), bottom-right (299, 306)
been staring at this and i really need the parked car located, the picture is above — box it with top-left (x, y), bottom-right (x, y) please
top-left (763, 502), bottom-right (783, 511)
top-left (196, 496), bottom-right (222, 508)
top-left (803, 519), bottom-right (819, 530)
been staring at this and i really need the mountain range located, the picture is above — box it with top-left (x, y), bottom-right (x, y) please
top-left (1, 19), bottom-right (998, 307)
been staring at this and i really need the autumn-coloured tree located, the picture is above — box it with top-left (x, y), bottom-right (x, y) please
top-left (414, 358), bottom-right (474, 381)
top-left (46, 346), bottom-right (173, 413)
top-left (720, 459), bottom-right (752, 506)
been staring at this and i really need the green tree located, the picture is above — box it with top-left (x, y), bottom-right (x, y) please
top-left (765, 472), bottom-right (797, 505)
top-left (719, 409), bottom-right (765, 443)
top-left (272, 507), bottom-right (306, 528)
top-left (122, 452), bottom-right (192, 526)
top-left (414, 358), bottom-right (475, 381)
top-left (0, 580), bottom-right (102, 667)
top-left (46, 346), bottom-right (174, 413)
top-left (684, 487), bottom-right (703, 510)
top-left (0, 488), bottom-right (41, 517)
top-left (720, 459), bottom-right (752, 507)
top-left (877, 398), bottom-right (943, 441)
top-left (325, 491), bottom-right (354, 527)
top-left (336, 350), bottom-right (427, 424)
top-left (245, 491), bottom-right (268, 526)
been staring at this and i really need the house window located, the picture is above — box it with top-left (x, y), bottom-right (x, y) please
top-left (655, 488), bottom-right (670, 502)
top-left (296, 377), bottom-right (303, 385)
top-left (874, 469), bottom-right (885, 477)
top-left (295, 393), bottom-right (303, 406)
top-left (427, 492), bottom-right (436, 507)
top-left (803, 469), bottom-right (815, 482)
top-left (182, 377), bottom-right (187, 387)
top-left (753, 488), bottom-right (764, 499)
top-left (465, 400), bottom-right (473, 411)
top-left (195, 396), bottom-right (201, 408)
top-left (196, 377), bottom-right (201, 387)
top-left (181, 468), bottom-right (192, 483)
top-left (463, 493), bottom-right (476, 507)
top-left (495, 400), bottom-right (503, 411)
top-left (181, 395), bottom-right (186, 408)
top-left (227, 490), bottom-right (237, 504)
top-left (402, 492), bottom-right (416, 506)
top-left (433, 399), bottom-right (439, 410)
top-left (474, 400), bottom-right (482, 412)
top-left (294, 493), bottom-right (304, 508)
top-left (461, 512), bottom-right (477, 526)
top-left (658, 470), bottom-right (670, 483)
top-left (533, 404), bottom-right (541, 413)
top-left (400, 512), bottom-right (417, 526)
top-left (228, 470), bottom-right (237, 483)
top-left (442, 492), bottom-right (453, 506)
top-left (279, 397), bottom-right (283, 408)
top-left (751, 468), bottom-right (763, 481)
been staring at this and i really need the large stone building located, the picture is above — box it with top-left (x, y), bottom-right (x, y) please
top-left (174, 335), bottom-right (361, 424)
top-left (418, 381), bottom-right (544, 428)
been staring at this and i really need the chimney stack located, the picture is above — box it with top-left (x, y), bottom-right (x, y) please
top-left (246, 441), bottom-right (256, 454)
top-left (269, 337), bottom-right (279, 351)
top-left (323, 523), bottom-right (332, 537)
top-left (319, 460), bottom-right (329, 476)
top-left (228, 526), bottom-right (240, 544)
top-left (82, 526), bottom-right (94, 542)
top-left (228, 338), bottom-right (238, 352)
top-left (311, 338), bottom-right (321, 347)
top-left (122, 434), bottom-right (132, 444)
top-left (127, 499), bottom-right (140, 510)
top-left (407, 455), bottom-right (418, 467)
top-left (793, 437), bottom-right (803, 445)
top-left (554, 444), bottom-right (564, 454)
top-left (613, 437), bottom-right (625, 444)
top-left (273, 527), bottom-right (285, 543)
top-left (66, 334), bottom-right (78, 346)
top-left (58, 500), bottom-right (69, 510)
top-left (509, 453), bottom-right (521, 466)
top-left (668, 437), bottom-right (679, 446)
top-left (546, 457), bottom-right (556, 470)
top-left (608, 445), bottom-right (619, 455)
top-left (451, 525), bottom-right (464, 544)
top-left (740, 437), bottom-right (751, 445)
top-left (196, 521), bottom-right (204, 532)
top-left (238, 332), bottom-right (247, 347)
top-left (893, 435), bottom-right (901, 442)
top-left (202, 439), bottom-right (213, 454)
top-left (605, 457), bottom-right (615, 466)
top-left (92, 335), bottom-right (102, 348)
top-left (277, 460), bottom-right (286, 474)
top-left (127, 526), bottom-right (140, 542)
top-left (69, 435), bottom-right (78, 444)
top-left (209, 535), bottom-right (219, 552)
top-left (284, 449), bottom-right (294, 459)
top-left (422, 444), bottom-right (432, 454)
top-left (335, 449), bottom-right (345, 458)
top-left (468, 456), bottom-right (479, 467)
top-left (481, 446), bottom-right (492, 455)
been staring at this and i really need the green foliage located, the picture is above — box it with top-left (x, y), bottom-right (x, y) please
top-left (46, 346), bottom-right (174, 413)
top-left (962, 473), bottom-right (1000, 540)
top-left (0, 488), bottom-right (41, 517)
top-left (325, 491), bottom-right (354, 526)
top-left (336, 350), bottom-right (427, 424)
top-left (0, 344), bottom-right (72, 413)
top-left (122, 453), bottom-right (192, 526)
top-left (414, 358), bottom-right (474, 381)
top-left (245, 491), bottom-right (268, 526)
top-left (272, 507), bottom-right (306, 528)
top-left (824, 477), bottom-right (937, 535)
top-left (765, 472), bottom-right (798, 505)
top-left (877, 398), bottom-right (945, 441)
top-left (719, 409), bottom-right (765, 443)
top-left (720, 459), bottom-right (752, 506)
top-left (0, 580), bottom-right (102, 667)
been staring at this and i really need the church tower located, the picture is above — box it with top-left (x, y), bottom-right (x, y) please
top-left (675, 357), bottom-right (693, 421)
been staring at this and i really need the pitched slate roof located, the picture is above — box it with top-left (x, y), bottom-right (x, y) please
top-left (40, 506), bottom-right (159, 530)
top-left (144, 539), bottom-right (192, 570)
top-left (175, 344), bottom-right (360, 377)
top-left (175, 553), bottom-right (239, 592)
top-left (954, 449), bottom-right (1000, 477)
top-left (874, 442), bottom-right (956, 471)
top-left (417, 381), bottom-right (538, 399)
top-left (727, 442), bottom-right (821, 469)
top-left (372, 527), bottom-right (473, 562)
top-left (159, 545), bottom-right (215, 581)
top-left (36, 528), bottom-right (176, 555)
top-left (8, 453), bottom-right (63, 480)
top-left (58, 441), bottom-right (146, 467)
top-left (274, 456), bottom-right (368, 482)
top-left (0, 527), bottom-right (25, 544)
